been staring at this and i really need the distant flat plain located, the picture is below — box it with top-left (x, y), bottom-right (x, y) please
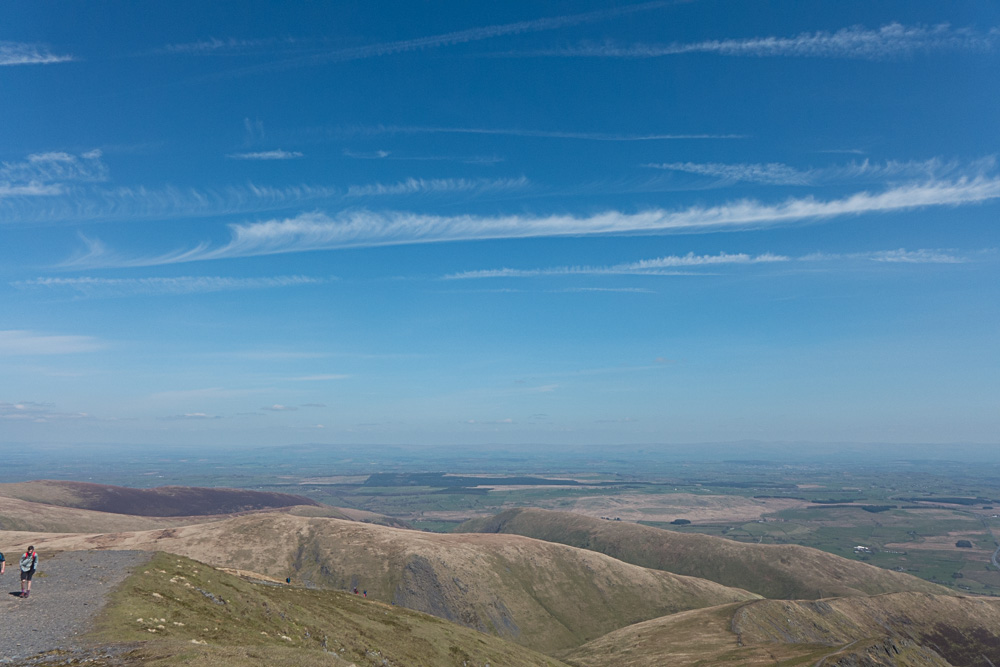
top-left (2, 442), bottom-right (998, 596)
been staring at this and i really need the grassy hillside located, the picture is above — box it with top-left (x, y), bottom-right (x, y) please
top-left (565, 592), bottom-right (1000, 666)
top-left (459, 508), bottom-right (950, 599)
top-left (286, 503), bottom-right (411, 528)
top-left (0, 480), bottom-right (318, 516)
top-left (8, 512), bottom-right (758, 654)
top-left (91, 551), bottom-right (568, 666)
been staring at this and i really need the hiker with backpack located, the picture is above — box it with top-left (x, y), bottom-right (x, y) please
top-left (20, 546), bottom-right (37, 598)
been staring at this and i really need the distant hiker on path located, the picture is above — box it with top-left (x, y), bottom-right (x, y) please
top-left (0, 550), bottom-right (5, 575)
top-left (20, 546), bottom-right (38, 598)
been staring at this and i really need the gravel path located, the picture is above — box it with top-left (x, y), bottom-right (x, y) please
top-left (0, 550), bottom-right (152, 664)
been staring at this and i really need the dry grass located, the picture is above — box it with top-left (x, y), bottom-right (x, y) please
top-left (1, 512), bottom-right (758, 654)
top-left (92, 552), bottom-right (568, 666)
top-left (458, 508), bottom-right (951, 600)
top-left (566, 592), bottom-right (1000, 666)
top-left (0, 495), bottom-right (206, 533)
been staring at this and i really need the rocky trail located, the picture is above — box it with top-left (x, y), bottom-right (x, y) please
top-left (0, 550), bottom-right (151, 664)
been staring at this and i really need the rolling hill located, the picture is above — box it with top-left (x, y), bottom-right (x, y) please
top-left (565, 592), bottom-right (1000, 666)
top-left (4, 511), bottom-right (758, 654)
top-left (0, 480), bottom-right (319, 516)
top-left (90, 551), bottom-right (570, 667)
top-left (458, 508), bottom-right (950, 600)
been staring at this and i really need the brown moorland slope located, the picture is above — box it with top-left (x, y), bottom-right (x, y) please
top-left (0, 480), bottom-right (319, 516)
top-left (4, 512), bottom-right (758, 654)
top-left (0, 489), bottom-right (408, 534)
top-left (91, 552), bottom-right (570, 667)
top-left (0, 495), bottom-right (215, 533)
top-left (565, 592), bottom-right (1000, 667)
top-left (458, 508), bottom-right (949, 600)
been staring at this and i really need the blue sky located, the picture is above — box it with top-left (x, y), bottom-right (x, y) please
top-left (2, 0), bottom-right (998, 448)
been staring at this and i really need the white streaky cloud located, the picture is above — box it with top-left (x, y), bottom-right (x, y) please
top-left (13, 275), bottom-right (326, 297)
top-left (444, 252), bottom-right (788, 279)
top-left (0, 150), bottom-right (108, 198)
top-left (554, 287), bottom-right (656, 293)
top-left (158, 36), bottom-right (300, 55)
top-left (801, 248), bottom-right (968, 264)
top-left (262, 404), bottom-right (298, 411)
top-left (862, 249), bottom-right (965, 263)
top-left (345, 176), bottom-right (528, 197)
top-left (220, 2), bottom-right (669, 75)
top-left (227, 150), bottom-right (304, 160)
top-left (645, 157), bottom-right (995, 186)
top-left (64, 176), bottom-right (1000, 268)
top-left (366, 125), bottom-right (742, 141)
top-left (450, 248), bottom-right (968, 280)
top-left (0, 41), bottom-right (74, 66)
top-left (343, 148), bottom-right (505, 164)
top-left (286, 374), bottom-right (351, 381)
top-left (647, 161), bottom-right (812, 185)
top-left (0, 183), bottom-right (64, 197)
top-left (343, 149), bottom-right (391, 159)
top-left (541, 23), bottom-right (1000, 60)
top-left (1, 176), bottom-right (526, 225)
top-left (0, 330), bottom-right (103, 355)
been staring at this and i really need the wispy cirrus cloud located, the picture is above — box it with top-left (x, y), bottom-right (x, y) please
top-left (157, 36), bottom-right (302, 56)
top-left (445, 252), bottom-right (789, 279)
top-left (0, 150), bottom-right (108, 198)
top-left (446, 248), bottom-right (970, 280)
top-left (13, 274), bottom-right (326, 297)
top-left (214, 1), bottom-right (669, 76)
top-left (343, 148), bottom-right (504, 165)
top-left (533, 23), bottom-right (1000, 60)
top-left (345, 176), bottom-right (527, 197)
top-left (0, 330), bottom-right (104, 355)
top-left (0, 183), bottom-right (64, 197)
top-left (0, 41), bottom-right (75, 66)
top-left (261, 404), bottom-right (298, 412)
top-left (0, 175), bottom-right (527, 225)
top-left (645, 157), bottom-right (992, 186)
top-left (804, 248), bottom-right (968, 264)
top-left (62, 176), bottom-right (1000, 269)
top-left (227, 149), bottom-right (303, 160)
top-left (338, 124), bottom-right (742, 141)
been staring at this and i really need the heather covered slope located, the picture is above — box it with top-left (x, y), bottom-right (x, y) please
top-left (90, 552), bottom-right (569, 667)
top-left (565, 592), bottom-right (1000, 666)
top-left (6, 512), bottom-right (758, 654)
top-left (0, 485), bottom-right (407, 534)
top-left (0, 480), bottom-right (319, 516)
top-left (0, 494), bottom-right (212, 533)
top-left (458, 508), bottom-right (950, 599)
